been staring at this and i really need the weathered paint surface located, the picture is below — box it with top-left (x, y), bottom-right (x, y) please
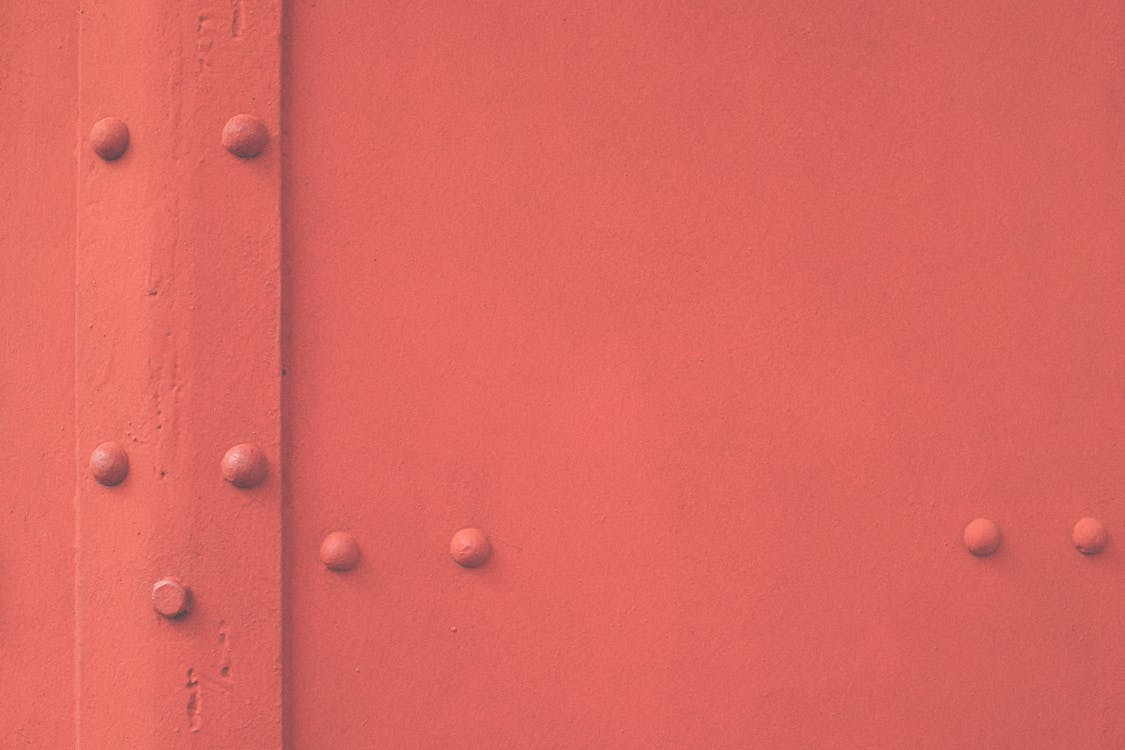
top-left (74, 0), bottom-right (282, 747)
top-left (283, 2), bottom-right (1125, 748)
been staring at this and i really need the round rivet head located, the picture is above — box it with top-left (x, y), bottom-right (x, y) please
top-left (222, 114), bottom-right (269, 158)
top-left (963, 517), bottom-right (1002, 556)
top-left (152, 578), bottom-right (190, 618)
top-left (1073, 517), bottom-right (1108, 555)
top-left (220, 443), bottom-right (268, 488)
top-left (450, 528), bottom-right (492, 568)
top-left (89, 117), bottom-right (130, 161)
top-left (320, 531), bottom-right (361, 571)
top-left (89, 441), bottom-right (129, 486)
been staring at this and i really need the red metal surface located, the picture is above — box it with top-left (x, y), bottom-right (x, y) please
top-left (4, 2), bottom-right (1125, 747)
top-left (73, 0), bottom-right (282, 747)
top-left (0, 2), bottom-right (77, 746)
top-left (283, 2), bottom-right (1125, 748)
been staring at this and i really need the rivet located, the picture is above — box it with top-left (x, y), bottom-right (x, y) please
top-left (320, 531), bottom-right (361, 571)
top-left (1072, 517), bottom-right (1108, 555)
top-left (89, 441), bottom-right (129, 486)
top-left (449, 527), bottom-right (492, 568)
top-left (220, 443), bottom-right (268, 488)
top-left (221, 114), bottom-right (269, 158)
top-left (963, 517), bottom-right (1002, 556)
top-left (89, 117), bottom-right (130, 161)
top-left (152, 578), bottom-right (191, 618)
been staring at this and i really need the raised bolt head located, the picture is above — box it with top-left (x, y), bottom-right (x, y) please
top-left (963, 518), bottom-right (1002, 557)
top-left (1073, 517), bottom-right (1108, 555)
top-left (222, 114), bottom-right (269, 158)
top-left (89, 117), bottom-right (130, 161)
top-left (89, 441), bottom-right (129, 486)
top-left (320, 531), bottom-right (361, 571)
top-left (221, 443), bottom-right (268, 488)
top-left (450, 528), bottom-right (492, 568)
top-left (152, 578), bottom-right (190, 618)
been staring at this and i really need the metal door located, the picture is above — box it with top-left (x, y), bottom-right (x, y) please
top-left (3, 1), bottom-right (1125, 748)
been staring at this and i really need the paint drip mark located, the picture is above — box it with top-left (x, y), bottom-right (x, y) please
top-left (231, 0), bottom-right (243, 37)
top-left (186, 668), bottom-right (203, 732)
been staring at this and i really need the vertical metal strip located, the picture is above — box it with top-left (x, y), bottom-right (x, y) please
top-left (0, 3), bottom-right (78, 747)
top-left (75, 1), bottom-right (282, 746)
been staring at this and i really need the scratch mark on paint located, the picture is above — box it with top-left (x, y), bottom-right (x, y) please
top-left (231, 0), bottom-right (243, 37)
top-left (186, 668), bottom-right (203, 732)
top-left (218, 621), bottom-right (233, 679)
top-left (196, 12), bottom-right (213, 70)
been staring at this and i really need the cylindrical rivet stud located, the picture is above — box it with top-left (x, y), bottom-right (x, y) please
top-left (152, 578), bottom-right (190, 618)
top-left (1073, 517), bottom-right (1108, 555)
top-left (222, 114), bottom-right (269, 158)
top-left (220, 443), bottom-right (268, 489)
top-left (450, 527), bottom-right (492, 568)
top-left (963, 518), bottom-right (1002, 556)
top-left (89, 117), bottom-right (130, 161)
top-left (89, 441), bottom-right (129, 486)
top-left (320, 531), bottom-right (361, 571)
